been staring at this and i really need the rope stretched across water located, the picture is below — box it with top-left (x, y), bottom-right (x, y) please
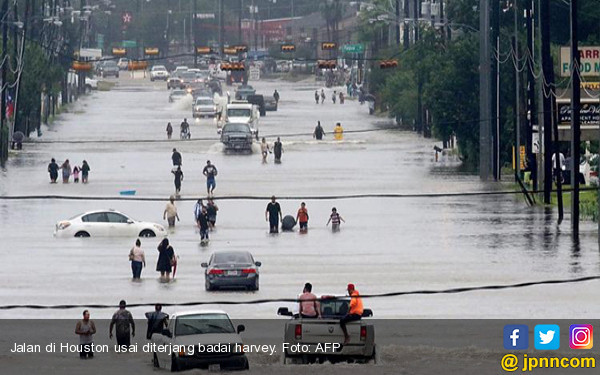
top-left (0, 275), bottom-right (598, 310)
top-left (0, 187), bottom-right (596, 201)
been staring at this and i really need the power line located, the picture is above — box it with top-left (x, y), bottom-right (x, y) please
top-left (1, 274), bottom-right (599, 310)
top-left (0, 187), bottom-right (597, 202)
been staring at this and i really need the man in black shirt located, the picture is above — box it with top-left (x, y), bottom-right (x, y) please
top-left (48, 158), bottom-right (59, 183)
top-left (265, 196), bottom-right (282, 233)
top-left (313, 121), bottom-right (325, 140)
top-left (203, 160), bottom-right (218, 196)
top-left (171, 148), bottom-right (182, 167)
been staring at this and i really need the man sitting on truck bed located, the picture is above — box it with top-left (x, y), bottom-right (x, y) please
top-left (341, 283), bottom-right (363, 345)
top-left (299, 283), bottom-right (320, 319)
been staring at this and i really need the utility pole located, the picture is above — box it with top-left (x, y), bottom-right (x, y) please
top-left (570, 0), bottom-right (580, 236)
top-left (13, 0), bottom-right (30, 136)
top-left (414, 0), bottom-right (422, 133)
top-left (525, 0), bottom-right (537, 191)
top-left (194, 0), bottom-right (197, 68)
top-left (479, 0), bottom-right (492, 180)
top-left (238, 0), bottom-right (242, 44)
top-left (218, 0), bottom-right (223, 53)
top-left (403, 0), bottom-right (409, 49)
top-left (491, 0), bottom-right (500, 180)
top-left (513, 0), bottom-right (520, 183)
top-left (540, 0), bottom-right (553, 204)
top-left (395, 0), bottom-right (400, 46)
top-left (413, 0), bottom-right (419, 42)
top-left (0, 0), bottom-right (8, 168)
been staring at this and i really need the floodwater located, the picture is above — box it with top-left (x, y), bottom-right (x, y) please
top-left (0, 75), bottom-right (598, 321)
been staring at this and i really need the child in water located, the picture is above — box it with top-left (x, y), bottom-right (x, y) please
top-left (73, 166), bottom-right (80, 183)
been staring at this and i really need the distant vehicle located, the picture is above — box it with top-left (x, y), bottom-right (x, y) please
top-left (150, 65), bottom-right (169, 81)
top-left (264, 95), bottom-right (278, 111)
top-left (169, 89), bottom-right (188, 103)
top-left (167, 76), bottom-right (185, 89)
top-left (151, 310), bottom-right (249, 371)
top-left (235, 85), bottom-right (256, 100)
top-left (225, 101), bottom-right (260, 139)
top-left (172, 66), bottom-right (189, 77)
top-left (246, 94), bottom-right (266, 116)
top-left (98, 60), bottom-right (119, 78)
top-left (117, 58), bottom-right (130, 70)
top-left (193, 96), bottom-right (216, 118)
top-left (193, 69), bottom-right (210, 84)
top-left (202, 251), bottom-right (261, 290)
top-left (219, 122), bottom-right (254, 153)
top-left (179, 71), bottom-right (197, 87)
top-left (278, 296), bottom-right (376, 365)
top-left (84, 77), bottom-right (98, 91)
top-left (54, 209), bottom-right (167, 238)
top-left (191, 87), bottom-right (213, 99)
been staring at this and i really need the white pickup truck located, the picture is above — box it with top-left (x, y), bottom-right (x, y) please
top-left (277, 296), bottom-right (376, 365)
top-left (151, 310), bottom-right (249, 372)
top-left (222, 101), bottom-right (260, 140)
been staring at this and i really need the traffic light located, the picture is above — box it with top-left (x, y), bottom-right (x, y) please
top-left (196, 46), bottom-right (213, 54)
top-left (223, 47), bottom-right (238, 55)
top-left (72, 61), bottom-right (92, 71)
top-left (128, 60), bottom-right (148, 70)
top-left (321, 42), bottom-right (336, 50)
top-left (144, 47), bottom-right (159, 56)
top-left (221, 62), bottom-right (245, 71)
top-left (317, 60), bottom-right (336, 69)
top-left (379, 59), bottom-right (398, 69)
top-left (281, 44), bottom-right (295, 52)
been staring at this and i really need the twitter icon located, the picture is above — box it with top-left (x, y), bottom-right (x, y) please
top-left (535, 325), bottom-right (560, 350)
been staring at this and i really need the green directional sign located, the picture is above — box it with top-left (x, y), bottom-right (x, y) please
top-left (122, 40), bottom-right (137, 48)
top-left (342, 44), bottom-right (364, 54)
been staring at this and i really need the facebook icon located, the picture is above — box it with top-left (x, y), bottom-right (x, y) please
top-left (504, 325), bottom-right (529, 350)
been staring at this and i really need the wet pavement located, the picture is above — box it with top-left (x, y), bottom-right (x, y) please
top-left (0, 75), bottom-right (598, 320)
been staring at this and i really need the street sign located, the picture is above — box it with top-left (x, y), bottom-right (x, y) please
top-left (342, 43), bottom-right (364, 54)
top-left (249, 66), bottom-right (260, 81)
top-left (122, 40), bottom-right (137, 48)
top-left (196, 13), bottom-right (215, 19)
top-left (112, 47), bottom-right (127, 56)
top-left (79, 48), bottom-right (102, 58)
top-left (532, 132), bottom-right (540, 154)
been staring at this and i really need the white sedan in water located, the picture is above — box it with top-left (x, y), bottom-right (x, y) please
top-left (54, 209), bottom-right (167, 238)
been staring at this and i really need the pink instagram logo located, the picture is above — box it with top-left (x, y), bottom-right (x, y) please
top-left (570, 325), bottom-right (593, 349)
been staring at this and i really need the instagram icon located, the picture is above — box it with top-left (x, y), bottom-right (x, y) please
top-left (570, 325), bottom-right (593, 349)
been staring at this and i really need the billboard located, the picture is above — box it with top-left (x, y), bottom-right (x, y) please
top-left (560, 46), bottom-right (600, 77)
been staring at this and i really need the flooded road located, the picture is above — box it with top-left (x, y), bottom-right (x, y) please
top-left (0, 75), bottom-right (598, 320)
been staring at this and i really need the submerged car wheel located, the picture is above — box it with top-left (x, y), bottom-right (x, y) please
top-left (249, 277), bottom-right (259, 291)
top-left (205, 279), bottom-right (214, 291)
top-left (139, 230), bottom-right (156, 238)
top-left (74, 231), bottom-right (90, 238)
top-left (170, 355), bottom-right (180, 372)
